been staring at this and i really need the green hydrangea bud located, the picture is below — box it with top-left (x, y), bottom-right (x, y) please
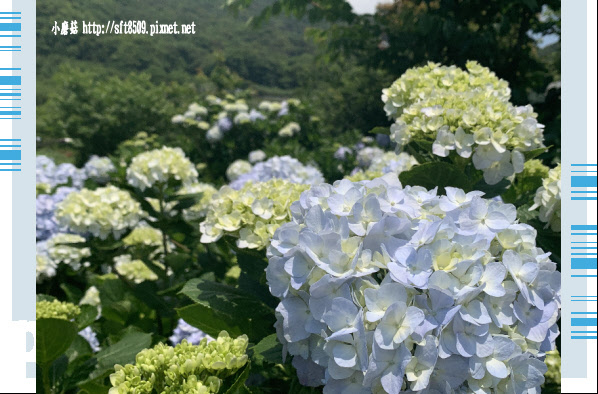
top-left (55, 186), bottom-right (144, 240)
top-left (200, 179), bottom-right (309, 250)
top-left (109, 331), bottom-right (248, 393)
top-left (36, 300), bottom-right (81, 320)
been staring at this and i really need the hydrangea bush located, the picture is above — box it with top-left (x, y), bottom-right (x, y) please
top-left (266, 174), bottom-right (560, 393)
top-left (383, 62), bottom-right (546, 185)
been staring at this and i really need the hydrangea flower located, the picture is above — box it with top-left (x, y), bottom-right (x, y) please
top-left (530, 164), bottom-right (561, 232)
top-left (383, 62), bottom-right (545, 185)
top-left (334, 146), bottom-right (353, 161)
top-left (84, 155), bottom-right (115, 183)
top-left (36, 243), bottom-right (57, 283)
top-left (45, 233), bottom-right (91, 271)
top-left (226, 160), bottom-right (253, 182)
top-left (177, 183), bottom-right (218, 221)
top-left (200, 179), bottom-right (309, 250)
top-left (36, 300), bottom-right (81, 320)
top-left (248, 149), bottom-right (267, 163)
top-left (55, 186), bottom-right (143, 240)
top-left (109, 331), bottom-right (248, 394)
top-left (368, 152), bottom-right (419, 175)
top-left (36, 156), bottom-right (87, 188)
top-left (79, 326), bottom-right (101, 352)
top-left (230, 156), bottom-right (325, 190)
top-left (266, 174), bottom-right (560, 393)
top-left (356, 147), bottom-right (385, 168)
top-left (80, 286), bottom-right (101, 309)
top-left (278, 122), bottom-right (301, 137)
top-left (113, 255), bottom-right (161, 284)
top-left (126, 147), bottom-right (198, 191)
top-left (170, 319), bottom-right (213, 345)
top-left (36, 186), bottom-right (78, 241)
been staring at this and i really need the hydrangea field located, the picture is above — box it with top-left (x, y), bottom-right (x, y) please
top-left (36, 63), bottom-right (561, 393)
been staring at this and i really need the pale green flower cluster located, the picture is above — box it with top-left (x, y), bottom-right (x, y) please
top-left (278, 121), bottom-right (301, 137)
top-left (383, 61), bottom-right (545, 185)
top-left (80, 286), bottom-right (101, 308)
top-left (46, 233), bottom-right (91, 271)
top-left (177, 183), bottom-right (218, 221)
top-left (200, 179), bottom-right (309, 250)
top-left (55, 186), bottom-right (143, 240)
top-left (36, 300), bottom-right (81, 320)
top-left (36, 253), bottom-right (56, 284)
top-left (109, 331), bottom-right (249, 394)
top-left (345, 170), bottom-right (384, 182)
top-left (225, 160), bottom-right (252, 182)
top-left (368, 151), bottom-right (419, 174)
top-left (127, 147), bottom-right (198, 191)
top-left (113, 255), bottom-right (160, 284)
top-left (530, 164), bottom-right (561, 232)
top-left (521, 159), bottom-right (550, 180)
top-left (123, 226), bottom-right (163, 248)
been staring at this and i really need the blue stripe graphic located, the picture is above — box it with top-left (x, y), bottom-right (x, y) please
top-left (0, 150), bottom-right (21, 160)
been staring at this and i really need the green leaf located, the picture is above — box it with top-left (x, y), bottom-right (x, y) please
top-left (177, 303), bottom-right (244, 338)
top-left (85, 331), bottom-right (152, 382)
top-left (524, 145), bottom-right (551, 160)
top-left (474, 178), bottom-right (511, 198)
top-left (250, 334), bottom-right (283, 366)
top-left (179, 279), bottom-right (276, 340)
top-left (95, 331), bottom-right (152, 370)
top-left (224, 362), bottom-right (252, 394)
top-left (75, 305), bottom-right (99, 330)
top-left (368, 126), bottom-right (390, 135)
top-left (399, 162), bottom-right (471, 193)
top-left (37, 318), bottom-right (79, 365)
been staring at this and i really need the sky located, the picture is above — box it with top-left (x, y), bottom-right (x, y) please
top-left (347, 0), bottom-right (393, 15)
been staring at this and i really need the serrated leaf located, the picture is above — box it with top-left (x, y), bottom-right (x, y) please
top-left (37, 318), bottom-right (79, 365)
top-left (474, 178), bottom-right (511, 198)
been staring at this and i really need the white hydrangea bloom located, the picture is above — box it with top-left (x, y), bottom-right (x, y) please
top-left (530, 164), bottom-right (561, 232)
top-left (383, 62), bottom-right (545, 185)
top-left (368, 152), bottom-right (419, 175)
top-left (55, 186), bottom-right (143, 240)
top-left (46, 233), bottom-right (91, 271)
top-left (36, 242), bottom-right (57, 283)
top-left (226, 160), bottom-right (253, 182)
top-left (80, 286), bottom-right (101, 308)
top-left (267, 174), bottom-right (560, 393)
top-left (356, 147), bottom-right (385, 168)
top-left (126, 147), bottom-right (198, 191)
top-left (84, 155), bottom-right (115, 183)
top-left (230, 156), bottom-right (325, 190)
top-left (248, 150), bottom-right (267, 163)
